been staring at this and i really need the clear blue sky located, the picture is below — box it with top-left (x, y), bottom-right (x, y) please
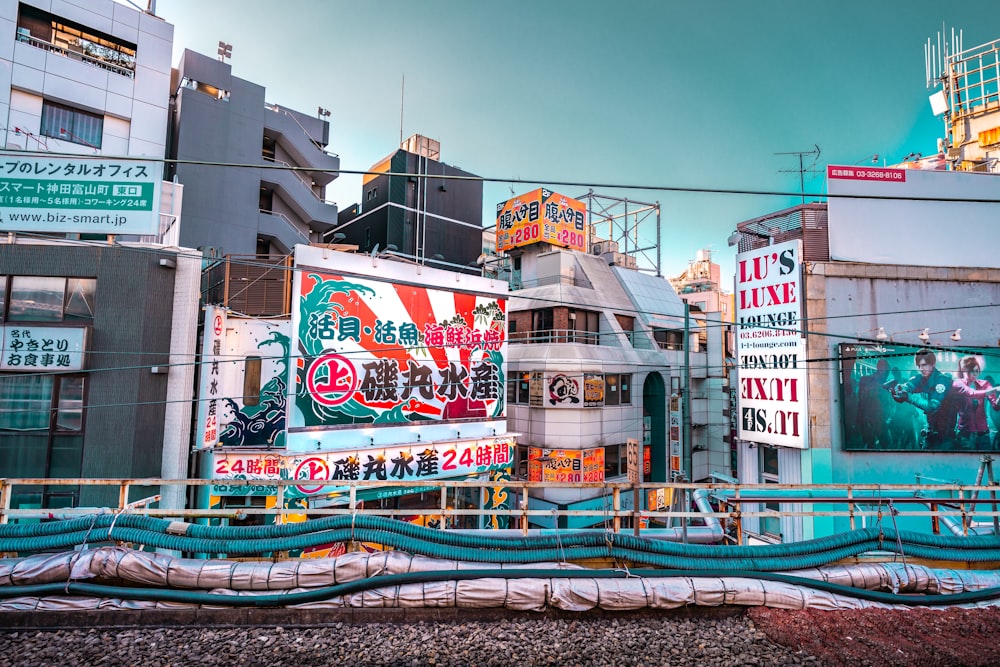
top-left (154, 0), bottom-right (1000, 278)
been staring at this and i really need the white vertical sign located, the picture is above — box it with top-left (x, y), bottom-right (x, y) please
top-left (194, 305), bottom-right (226, 450)
top-left (735, 240), bottom-right (808, 448)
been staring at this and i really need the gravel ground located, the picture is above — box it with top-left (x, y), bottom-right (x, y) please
top-left (0, 615), bottom-right (818, 666)
top-left (4, 607), bottom-right (997, 666)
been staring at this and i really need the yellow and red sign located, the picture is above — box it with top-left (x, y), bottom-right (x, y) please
top-left (527, 447), bottom-right (604, 483)
top-left (496, 188), bottom-right (586, 252)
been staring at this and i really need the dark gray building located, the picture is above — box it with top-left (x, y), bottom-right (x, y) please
top-left (332, 135), bottom-right (483, 273)
top-left (0, 241), bottom-right (201, 509)
top-left (168, 49), bottom-right (339, 257)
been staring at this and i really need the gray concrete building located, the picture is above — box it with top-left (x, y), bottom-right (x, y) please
top-left (168, 49), bottom-right (339, 257)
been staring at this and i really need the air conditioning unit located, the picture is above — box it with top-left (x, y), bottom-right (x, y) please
top-left (608, 252), bottom-right (636, 269)
top-left (591, 240), bottom-right (618, 255)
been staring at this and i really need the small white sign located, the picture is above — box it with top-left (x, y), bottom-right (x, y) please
top-left (0, 325), bottom-right (87, 370)
top-left (626, 438), bottom-right (639, 484)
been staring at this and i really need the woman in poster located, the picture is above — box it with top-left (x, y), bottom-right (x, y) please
top-left (952, 356), bottom-right (1000, 450)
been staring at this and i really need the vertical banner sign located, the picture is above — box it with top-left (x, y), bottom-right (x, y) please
top-left (195, 305), bottom-right (226, 450)
top-left (735, 240), bottom-right (808, 448)
top-left (626, 438), bottom-right (640, 484)
top-left (669, 395), bottom-right (681, 472)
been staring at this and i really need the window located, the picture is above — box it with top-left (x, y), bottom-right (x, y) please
top-left (602, 374), bottom-right (632, 406)
top-left (567, 308), bottom-right (599, 344)
top-left (0, 374), bottom-right (86, 508)
top-left (603, 443), bottom-right (629, 478)
top-left (760, 446), bottom-right (781, 537)
top-left (179, 77), bottom-right (230, 101)
top-left (605, 374), bottom-right (620, 406)
top-left (40, 100), bottom-right (103, 148)
top-left (653, 328), bottom-right (684, 351)
top-left (3, 276), bottom-right (96, 323)
top-left (17, 4), bottom-right (136, 77)
top-left (531, 308), bottom-right (553, 343)
top-left (507, 371), bottom-right (533, 405)
top-left (243, 356), bottom-right (262, 406)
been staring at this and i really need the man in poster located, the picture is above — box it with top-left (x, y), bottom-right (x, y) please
top-left (890, 349), bottom-right (958, 449)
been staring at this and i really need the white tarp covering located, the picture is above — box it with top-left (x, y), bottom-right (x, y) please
top-left (3, 548), bottom-right (1000, 611)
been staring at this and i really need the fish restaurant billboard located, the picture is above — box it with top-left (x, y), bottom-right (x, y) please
top-left (289, 249), bottom-right (508, 444)
top-left (734, 239), bottom-right (807, 448)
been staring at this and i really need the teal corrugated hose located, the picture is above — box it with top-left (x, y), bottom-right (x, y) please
top-left (3, 516), bottom-right (1000, 570)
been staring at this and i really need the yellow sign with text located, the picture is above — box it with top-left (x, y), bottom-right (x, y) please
top-left (496, 188), bottom-right (586, 252)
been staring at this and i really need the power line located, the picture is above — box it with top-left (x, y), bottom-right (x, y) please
top-left (4, 147), bottom-right (1000, 204)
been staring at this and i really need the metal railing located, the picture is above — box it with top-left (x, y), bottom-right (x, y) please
top-left (509, 329), bottom-right (600, 345)
top-left (263, 103), bottom-right (340, 159)
top-left (261, 156), bottom-right (336, 204)
top-left (16, 33), bottom-right (135, 78)
top-left (2, 478), bottom-right (999, 541)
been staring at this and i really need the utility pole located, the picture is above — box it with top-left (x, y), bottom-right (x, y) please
top-left (681, 303), bottom-right (692, 543)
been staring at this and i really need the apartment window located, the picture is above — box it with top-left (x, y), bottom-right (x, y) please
top-left (653, 328), bottom-right (684, 351)
top-left (3, 276), bottom-right (96, 323)
top-left (179, 77), bottom-right (230, 101)
top-left (40, 100), bottom-right (103, 148)
top-left (531, 308), bottom-right (553, 343)
top-left (17, 4), bottom-right (137, 77)
top-left (568, 308), bottom-right (599, 344)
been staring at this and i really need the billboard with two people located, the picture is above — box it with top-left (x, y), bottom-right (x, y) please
top-left (840, 343), bottom-right (1000, 451)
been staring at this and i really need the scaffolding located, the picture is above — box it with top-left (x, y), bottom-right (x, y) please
top-left (575, 190), bottom-right (662, 276)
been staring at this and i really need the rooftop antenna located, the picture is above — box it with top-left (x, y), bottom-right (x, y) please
top-left (776, 144), bottom-right (821, 204)
top-left (217, 41), bottom-right (232, 63)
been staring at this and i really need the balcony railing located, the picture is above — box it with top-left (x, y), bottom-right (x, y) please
top-left (16, 32), bottom-right (135, 79)
top-left (510, 328), bottom-right (600, 345)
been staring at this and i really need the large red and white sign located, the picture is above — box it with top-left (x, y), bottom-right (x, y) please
top-left (735, 240), bottom-right (807, 448)
top-left (211, 436), bottom-right (515, 498)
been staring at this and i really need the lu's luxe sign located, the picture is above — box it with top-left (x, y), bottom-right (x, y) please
top-left (735, 240), bottom-right (808, 449)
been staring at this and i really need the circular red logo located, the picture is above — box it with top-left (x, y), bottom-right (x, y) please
top-left (294, 457), bottom-right (330, 494)
top-left (306, 353), bottom-right (358, 406)
top-left (213, 314), bottom-right (223, 336)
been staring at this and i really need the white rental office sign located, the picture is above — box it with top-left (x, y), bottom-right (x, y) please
top-left (734, 239), bottom-right (808, 448)
top-left (0, 154), bottom-right (162, 235)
